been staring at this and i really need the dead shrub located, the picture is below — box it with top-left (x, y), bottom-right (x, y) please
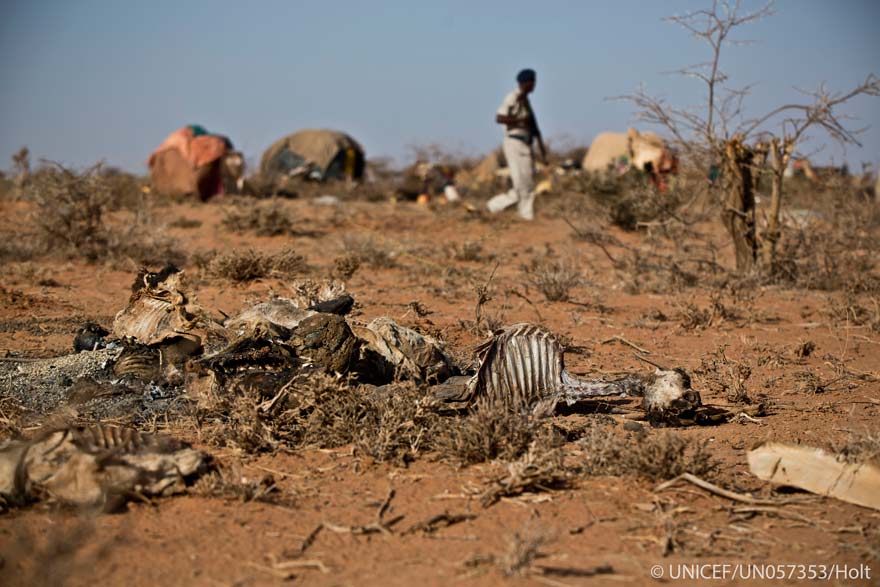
top-left (27, 162), bottom-right (114, 260)
top-left (578, 423), bottom-right (718, 481)
top-left (24, 162), bottom-right (183, 264)
top-left (447, 240), bottom-right (489, 263)
top-left (333, 254), bottom-right (361, 280)
top-left (200, 372), bottom-right (439, 464)
top-left (353, 384), bottom-right (439, 463)
top-left (193, 462), bottom-right (295, 506)
top-left (770, 184), bottom-right (880, 292)
top-left (99, 166), bottom-right (147, 211)
top-left (675, 291), bottom-right (742, 330)
top-left (822, 291), bottom-right (880, 331)
top-left (434, 407), bottom-right (563, 465)
top-left (221, 198), bottom-right (297, 236)
top-left (696, 346), bottom-right (752, 404)
top-left (480, 441), bottom-right (571, 507)
top-left (204, 247), bottom-right (309, 282)
top-left (341, 234), bottom-right (398, 268)
top-left (521, 251), bottom-right (581, 302)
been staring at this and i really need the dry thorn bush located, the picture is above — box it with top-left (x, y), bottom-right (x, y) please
top-left (521, 251), bottom-right (582, 302)
top-left (577, 422), bottom-right (719, 481)
top-left (199, 247), bottom-right (309, 282)
top-left (193, 462), bottom-right (296, 506)
top-left (198, 373), bottom-right (438, 464)
top-left (221, 198), bottom-right (299, 237)
top-left (341, 234), bottom-right (398, 268)
top-left (23, 162), bottom-right (184, 265)
top-left (433, 407), bottom-right (563, 465)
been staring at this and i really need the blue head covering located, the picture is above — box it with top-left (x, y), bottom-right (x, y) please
top-left (516, 69), bottom-right (536, 84)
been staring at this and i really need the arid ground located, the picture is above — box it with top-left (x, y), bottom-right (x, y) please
top-left (0, 175), bottom-right (878, 587)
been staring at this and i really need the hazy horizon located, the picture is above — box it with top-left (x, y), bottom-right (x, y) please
top-left (1, 0), bottom-right (878, 174)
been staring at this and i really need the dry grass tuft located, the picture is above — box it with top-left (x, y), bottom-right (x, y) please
top-left (341, 234), bottom-right (398, 268)
top-left (434, 407), bottom-right (563, 465)
top-left (498, 523), bottom-right (553, 575)
top-left (193, 462), bottom-right (296, 506)
top-left (221, 198), bottom-right (299, 236)
top-left (521, 251), bottom-right (581, 302)
top-left (199, 372), bottom-right (438, 464)
top-left (202, 247), bottom-right (309, 282)
top-left (578, 423), bottom-right (719, 481)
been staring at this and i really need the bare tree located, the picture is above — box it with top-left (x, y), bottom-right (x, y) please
top-left (622, 0), bottom-right (880, 274)
top-left (743, 77), bottom-right (880, 266)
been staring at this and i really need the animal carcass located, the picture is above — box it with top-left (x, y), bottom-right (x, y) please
top-left (434, 323), bottom-right (700, 423)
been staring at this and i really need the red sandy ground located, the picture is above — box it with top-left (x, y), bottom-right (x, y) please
top-left (0, 195), bottom-right (877, 586)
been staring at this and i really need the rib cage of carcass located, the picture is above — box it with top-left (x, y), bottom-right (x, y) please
top-left (440, 324), bottom-right (639, 415)
top-left (440, 323), bottom-right (699, 420)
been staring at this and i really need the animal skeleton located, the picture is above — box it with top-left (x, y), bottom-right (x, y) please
top-left (436, 323), bottom-right (700, 422)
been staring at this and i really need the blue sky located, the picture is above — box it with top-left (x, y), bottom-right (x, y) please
top-left (1, 0), bottom-right (878, 172)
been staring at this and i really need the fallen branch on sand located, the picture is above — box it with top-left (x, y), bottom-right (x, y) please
top-left (654, 473), bottom-right (798, 506)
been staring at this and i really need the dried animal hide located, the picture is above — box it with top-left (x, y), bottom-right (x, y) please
top-left (287, 279), bottom-right (347, 308)
top-left (0, 425), bottom-right (208, 512)
top-left (288, 313), bottom-right (359, 373)
top-left (353, 318), bottom-right (456, 384)
top-left (113, 267), bottom-right (218, 357)
top-left (224, 297), bottom-right (314, 336)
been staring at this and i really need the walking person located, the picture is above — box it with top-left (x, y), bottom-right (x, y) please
top-left (486, 68), bottom-right (547, 220)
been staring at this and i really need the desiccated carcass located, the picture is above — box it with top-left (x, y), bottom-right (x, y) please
top-left (287, 278), bottom-right (347, 308)
top-left (634, 355), bottom-right (702, 426)
top-left (435, 323), bottom-right (700, 422)
top-left (288, 313), bottom-right (360, 373)
top-left (188, 312), bottom-right (360, 406)
top-left (224, 293), bottom-right (355, 337)
top-left (112, 266), bottom-right (225, 368)
top-left (0, 424), bottom-right (208, 512)
top-left (224, 297), bottom-right (313, 336)
top-left (352, 317), bottom-right (457, 384)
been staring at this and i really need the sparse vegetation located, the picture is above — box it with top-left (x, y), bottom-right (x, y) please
top-left (201, 247), bottom-right (309, 282)
top-left (221, 198), bottom-right (298, 236)
top-left (521, 251), bottom-right (581, 302)
top-left (434, 408), bottom-right (562, 465)
top-left (577, 422), bottom-right (719, 481)
top-left (341, 234), bottom-right (398, 268)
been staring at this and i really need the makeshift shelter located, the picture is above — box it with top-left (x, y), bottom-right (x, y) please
top-left (582, 128), bottom-right (677, 191)
top-left (260, 129), bottom-right (365, 183)
top-left (148, 125), bottom-right (235, 200)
